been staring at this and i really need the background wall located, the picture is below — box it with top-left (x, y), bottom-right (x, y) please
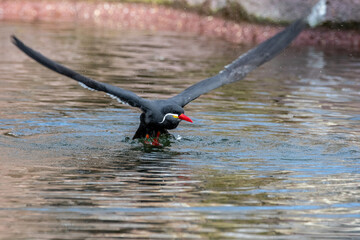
top-left (170, 0), bottom-right (360, 25)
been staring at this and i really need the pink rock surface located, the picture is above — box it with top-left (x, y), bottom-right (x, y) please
top-left (0, 0), bottom-right (359, 50)
top-left (183, 0), bottom-right (360, 23)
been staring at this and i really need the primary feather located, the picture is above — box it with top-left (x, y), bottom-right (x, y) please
top-left (11, 36), bottom-right (151, 111)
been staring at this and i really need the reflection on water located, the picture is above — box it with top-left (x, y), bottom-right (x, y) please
top-left (1, 21), bottom-right (360, 239)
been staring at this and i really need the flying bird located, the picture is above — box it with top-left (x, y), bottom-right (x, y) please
top-left (11, 0), bottom-right (326, 143)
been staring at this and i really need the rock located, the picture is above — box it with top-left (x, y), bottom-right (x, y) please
top-left (170, 0), bottom-right (360, 25)
top-left (234, 0), bottom-right (316, 23)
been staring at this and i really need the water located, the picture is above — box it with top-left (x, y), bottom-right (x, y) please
top-left (1, 21), bottom-right (360, 239)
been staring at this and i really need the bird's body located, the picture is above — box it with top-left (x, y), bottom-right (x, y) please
top-left (132, 100), bottom-right (187, 139)
top-left (11, 0), bottom-right (326, 141)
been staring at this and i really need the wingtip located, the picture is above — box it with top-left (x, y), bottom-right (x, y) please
top-left (306, 0), bottom-right (327, 28)
top-left (11, 35), bottom-right (20, 46)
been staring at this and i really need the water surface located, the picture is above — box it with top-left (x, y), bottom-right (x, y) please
top-left (1, 21), bottom-right (360, 239)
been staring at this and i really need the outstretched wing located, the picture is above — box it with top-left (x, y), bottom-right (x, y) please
top-left (11, 36), bottom-right (151, 111)
top-left (170, 0), bottom-right (326, 107)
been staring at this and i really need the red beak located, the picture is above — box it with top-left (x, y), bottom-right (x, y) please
top-left (178, 114), bottom-right (193, 123)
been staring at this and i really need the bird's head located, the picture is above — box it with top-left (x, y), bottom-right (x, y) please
top-left (157, 104), bottom-right (193, 129)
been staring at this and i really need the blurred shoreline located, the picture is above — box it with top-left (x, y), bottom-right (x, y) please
top-left (1, 0), bottom-right (360, 51)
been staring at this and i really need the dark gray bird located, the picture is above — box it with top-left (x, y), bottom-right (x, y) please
top-left (11, 0), bottom-right (326, 142)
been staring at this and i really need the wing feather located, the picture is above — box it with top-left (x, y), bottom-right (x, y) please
top-left (170, 0), bottom-right (326, 107)
top-left (11, 36), bottom-right (150, 111)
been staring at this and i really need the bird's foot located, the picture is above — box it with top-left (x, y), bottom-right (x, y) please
top-left (144, 131), bottom-right (162, 147)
